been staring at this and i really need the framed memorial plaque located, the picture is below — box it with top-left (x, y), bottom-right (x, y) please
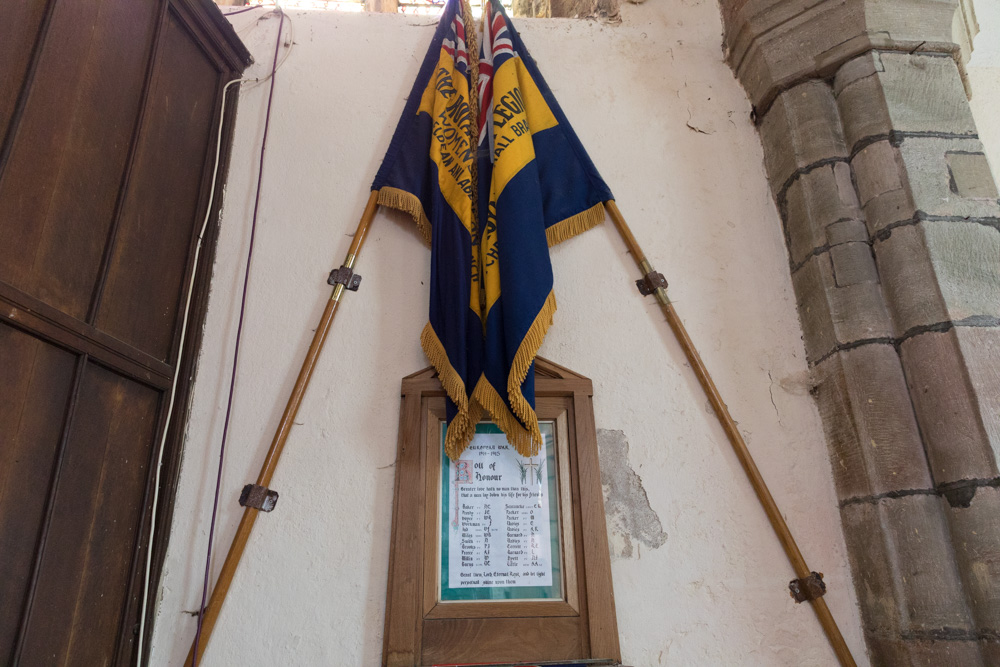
top-left (438, 421), bottom-right (564, 603)
top-left (383, 359), bottom-right (620, 667)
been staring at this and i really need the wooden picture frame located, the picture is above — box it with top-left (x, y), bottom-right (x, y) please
top-left (382, 358), bottom-right (620, 667)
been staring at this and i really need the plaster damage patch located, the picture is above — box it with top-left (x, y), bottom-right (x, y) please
top-left (597, 429), bottom-right (667, 560)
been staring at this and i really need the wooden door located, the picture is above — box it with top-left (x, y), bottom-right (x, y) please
top-left (0, 1), bottom-right (249, 664)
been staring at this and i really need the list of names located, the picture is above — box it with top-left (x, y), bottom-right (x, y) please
top-left (446, 432), bottom-right (554, 590)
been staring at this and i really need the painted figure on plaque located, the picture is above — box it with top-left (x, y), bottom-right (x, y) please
top-left (452, 459), bottom-right (472, 528)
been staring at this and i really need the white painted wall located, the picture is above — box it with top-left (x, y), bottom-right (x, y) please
top-left (150, 2), bottom-right (872, 665)
top-left (969, 0), bottom-right (1000, 172)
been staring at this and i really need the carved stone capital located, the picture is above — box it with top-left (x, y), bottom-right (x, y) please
top-left (720, 0), bottom-right (980, 113)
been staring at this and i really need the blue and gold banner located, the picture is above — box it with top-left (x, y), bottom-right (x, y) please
top-left (372, 0), bottom-right (483, 458)
top-left (470, 0), bottom-right (612, 457)
top-left (374, 0), bottom-right (613, 459)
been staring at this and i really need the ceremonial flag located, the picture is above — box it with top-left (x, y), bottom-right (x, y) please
top-left (372, 0), bottom-right (484, 458)
top-left (470, 0), bottom-right (612, 457)
top-left (374, 0), bottom-right (613, 459)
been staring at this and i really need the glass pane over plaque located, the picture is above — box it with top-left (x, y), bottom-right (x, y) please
top-left (439, 421), bottom-right (562, 602)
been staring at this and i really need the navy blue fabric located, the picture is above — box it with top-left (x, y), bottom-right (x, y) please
top-left (493, 0), bottom-right (614, 225)
top-left (371, 0), bottom-right (459, 193)
top-left (475, 0), bottom-right (612, 436)
top-left (481, 161), bottom-right (553, 430)
top-left (371, 0), bottom-right (615, 451)
top-left (371, 0), bottom-right (481, 439)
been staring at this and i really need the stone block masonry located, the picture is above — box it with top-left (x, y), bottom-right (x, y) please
top-left (721, 0), bottom-right (1000, 662)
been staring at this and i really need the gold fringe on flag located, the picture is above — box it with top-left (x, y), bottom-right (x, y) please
top-left (545, 202), bottom-right (606, 247)
top-left (504, 290), bottom-right (555, 457)
top-left (472, 375), bottom-right (538, 459)
top-left (462, 289), bottom-right (558, 459)
top-left (422, 323), bottom-right (483, 460)
top-left (468, 293), bottom-right (557, 458)
top-left (377, 186), bottom-right (432, 246)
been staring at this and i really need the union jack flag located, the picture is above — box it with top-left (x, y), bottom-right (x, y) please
top-left (477, 1), bottom-right (517, 151)
top-left (476, 54), bottom-right (492, 146)
top-left (441, 13), bottom-right (469, 72)
top-left (486, 2), bottom-right (515, 61)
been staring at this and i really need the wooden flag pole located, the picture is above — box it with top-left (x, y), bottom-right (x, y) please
top-left (603, 200), bottom-right (857, 667)
top-left (182, 191), bottom-right (854, 664)
top-left (184, 191), bottom-right (380, 667)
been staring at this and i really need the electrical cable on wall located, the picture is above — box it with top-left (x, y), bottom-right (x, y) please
top-left (134, 8), bottom-right (289, 665)
top-left (133, 73), bottom-right (242, 667)
top-left (190, 8), bottom-right (287, 666)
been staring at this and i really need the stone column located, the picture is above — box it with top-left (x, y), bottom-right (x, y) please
top-left (720, 0), bottom-right (999, 663)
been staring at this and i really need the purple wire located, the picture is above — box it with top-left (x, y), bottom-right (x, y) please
top-left (191, 9), bottom-right (285, 666)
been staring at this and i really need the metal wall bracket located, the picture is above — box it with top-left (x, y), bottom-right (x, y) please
top-left (635, 270), bottom-right (668, 296)
top-left (239, 483), bottom-right (279, 512)
top-left (789, 571), bottom-right (826, 603)
top-left (328, 266), bottom-right (362, 291)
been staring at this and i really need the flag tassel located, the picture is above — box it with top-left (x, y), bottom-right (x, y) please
top-left (377, 186), bottom-right (432, 245)
top-left (471, 375), bottom-right (538, 458)
top-left (603, 199), bottom-right (857, 667)
top-left (545, 201), bottom-right (606, 247)
top-left (463, 289), bottom-right (557, 460)
top-left (504, 290), bottom-right (555, 454)
top-left (421, 322), bottom-right (481, 459)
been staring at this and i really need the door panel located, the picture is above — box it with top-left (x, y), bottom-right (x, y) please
top-left (0, 0), bottom-right (250, 663)
top-left (18, 363), bottom-right (160, 666)
top-left (0, 0), bottom-right (159, 320)
top-left (0, 324), bottom-right (77, 654)
top-left (94, 12), bottom-right (221, 361)
top-left (0, 0), bottom-right (50, 141)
